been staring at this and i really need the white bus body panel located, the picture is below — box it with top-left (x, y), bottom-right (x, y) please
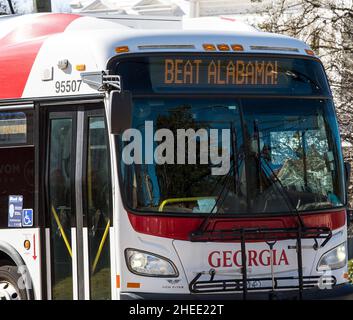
top-left (116, 206), bottom-right (348, 295)
top-left (0, 14), bottom-right (313, 101)
top-left (0, 229), bottom-right (42, 299)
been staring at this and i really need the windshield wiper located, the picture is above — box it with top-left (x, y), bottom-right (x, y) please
top-left (252, 120), bottom-right (305, 228)
top-left (190, 118), bottom-right (305, 240)
top-left (190, 123), bottom-right (240, 237)
top-left (259, 156), bottom-right (305, 228)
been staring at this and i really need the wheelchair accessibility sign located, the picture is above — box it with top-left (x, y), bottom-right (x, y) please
top-left (22, 209), bottom-right (33, 227)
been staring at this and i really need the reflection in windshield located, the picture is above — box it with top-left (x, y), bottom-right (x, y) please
top-left (118, 98), bottom-right (344, 215)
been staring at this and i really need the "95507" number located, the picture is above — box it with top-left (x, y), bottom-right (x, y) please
top-left (55, 80), bottom-right (82, 94)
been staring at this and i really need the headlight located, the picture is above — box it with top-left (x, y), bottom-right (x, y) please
top-left (125, 249), bottom-right (178, 277)
top-left (317, 242), bottom-right (347, 271)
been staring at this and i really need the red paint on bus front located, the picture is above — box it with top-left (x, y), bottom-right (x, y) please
top-left (127, 210), bottom-right (346, 241)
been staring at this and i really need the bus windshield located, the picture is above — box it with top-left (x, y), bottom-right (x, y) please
top-left (114, 55), bottom-right (344, 215)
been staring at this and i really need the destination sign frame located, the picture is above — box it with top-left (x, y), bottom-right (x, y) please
top-left (114, 53), bottom-right (330, 96)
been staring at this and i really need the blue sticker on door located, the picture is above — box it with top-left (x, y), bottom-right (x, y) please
top-left (8, 195), bottom-right (23, 228)
top-left (22, 209), bottom-right (33, 227)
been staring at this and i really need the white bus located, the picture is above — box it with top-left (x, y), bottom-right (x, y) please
top-left (0, 13), bottom-right (352, 300)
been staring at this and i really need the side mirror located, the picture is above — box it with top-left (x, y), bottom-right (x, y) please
top-left (110, 90), bottom-right (132, 135)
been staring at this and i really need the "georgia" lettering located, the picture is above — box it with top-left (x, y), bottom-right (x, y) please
top-left (208, 249), bottom-right (289, 268)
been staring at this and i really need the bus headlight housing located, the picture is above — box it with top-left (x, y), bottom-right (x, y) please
top-left (125, 249), bottom-right (178, 277)
top-left (317, 243), bottom-right (347, 271)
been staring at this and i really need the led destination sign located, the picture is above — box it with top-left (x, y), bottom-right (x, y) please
top-left (115, 55), bottom-right (330, 95)
top-left (163, 58), bottom-right (279, 86)
top-left (149, 56), bottom-right (293, 93)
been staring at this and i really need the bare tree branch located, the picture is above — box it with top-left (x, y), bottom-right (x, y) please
top-left (255, 0), bottom-right (353, 206)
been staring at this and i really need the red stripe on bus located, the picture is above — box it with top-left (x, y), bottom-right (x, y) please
top-left (127, 210), bottom-right (346, 241)
top-left (0, 14), bottom-right (80, 99)
top-left (220, 16), bottom-right (237, 22)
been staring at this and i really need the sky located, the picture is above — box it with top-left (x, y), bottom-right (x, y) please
top-left (51, 0), bottom-right (72, 12)
top-left (15, 0), bottom-right (73, 13)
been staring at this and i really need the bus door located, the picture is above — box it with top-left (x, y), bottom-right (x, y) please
top-left (44, 106), bottom-right (112, 300)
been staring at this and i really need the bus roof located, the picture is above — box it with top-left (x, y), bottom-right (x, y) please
top-left (0, 13), bottom-right (315, 101)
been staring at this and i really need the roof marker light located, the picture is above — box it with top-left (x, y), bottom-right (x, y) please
top-left (305, 49), bottom-right (315, 56)
top-left (203, 44), bottom-right (217, 51)
top-left (115, 46), bottom-right (130, 53)
top-left (76, 64), bottom-right (86, 71)
top-left (231, 44), bottom-right (244, 51)
top-left (217, 44), bottom-right (230, 51)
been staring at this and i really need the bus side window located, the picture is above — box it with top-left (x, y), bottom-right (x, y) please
top-left (0, 111), bottom-right (34, 228)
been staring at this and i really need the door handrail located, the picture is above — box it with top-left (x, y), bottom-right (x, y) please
top-left (51, 205), bottom-right (73, 258)
top-left (92, 219), bottom-right (110, 273)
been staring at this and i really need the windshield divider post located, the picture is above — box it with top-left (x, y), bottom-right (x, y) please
top-left (238, 101), bottom-right (252, 213)
top-left (240, 229), bottom-right (248, 300)
top-left (231, 123), bottom-right (238, 194)
top-left (301, 131), bottom-right (308, 189)
top-left (254, 120), bottom-right (263, 194)
top-left (297, 226), bottom-right (304, 300)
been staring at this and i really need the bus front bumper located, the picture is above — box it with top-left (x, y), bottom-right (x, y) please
top-left (120, 283), bottom-right (353, 300)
